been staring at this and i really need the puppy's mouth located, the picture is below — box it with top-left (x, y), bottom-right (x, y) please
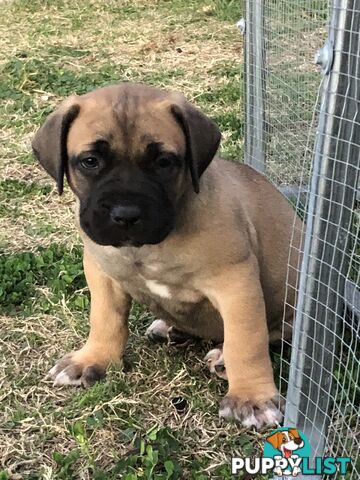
top-left (81, 222), bottom-right (174, 248)
top-left (80, 197), bottom-right (174, 248)
top-left (107, 238), bottom-right (144, 248)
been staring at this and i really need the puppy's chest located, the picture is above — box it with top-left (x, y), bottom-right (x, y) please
top-left (89, 244), bottom-right (203, 304)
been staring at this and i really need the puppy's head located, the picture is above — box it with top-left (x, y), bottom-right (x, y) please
top-left (266, 429), bottom-right (304, 458)
top-left (32, 83), bottom-right (221, 247)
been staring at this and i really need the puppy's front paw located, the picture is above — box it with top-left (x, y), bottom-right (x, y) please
top-left (48, 350), bottom-right (108, 388)
top-left (219, 394), bottom-right (283, 429)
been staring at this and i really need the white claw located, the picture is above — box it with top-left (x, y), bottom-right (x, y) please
top-left (204, 348), bottom-right (223, 364)
top-left (241, 413), bottom-right (261, 428)
top-left (48, 365), bottom-right (58, 379)
top-left (263, 407), bottom-right (283, 425)
top-left (145, 319), bottom-right (170, 339)
top-left (220, 401), bottom-right (283, 428)
top-left (53, 370), bottom-right (82, 386)
top-left (219, 405), bottom-right (233, 419)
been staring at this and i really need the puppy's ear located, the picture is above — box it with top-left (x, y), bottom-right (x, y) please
top-left (289, 429), bottom-right (300, 439)
top-left (171, 101), bottom-right (221, 193)
top-left (32, 98), bottom-right (80, 195)
top-left (266, 432), bottom-right (282, 450)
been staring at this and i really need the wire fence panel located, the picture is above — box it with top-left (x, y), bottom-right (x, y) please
top-left (244, 0), bottom-right (359, 478)
top-left (282, 1), bottom-right (360, 477)
top-left (245, 0), bottom-right (329, 190)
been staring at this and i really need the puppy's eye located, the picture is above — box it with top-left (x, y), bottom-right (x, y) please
top-left (80, 157), bottom-right (99, 170)
top-left (154, 155), bottom-right (175, 169)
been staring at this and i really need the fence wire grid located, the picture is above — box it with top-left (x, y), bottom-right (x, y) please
top-left (242, 0), bottom-right (359, 478)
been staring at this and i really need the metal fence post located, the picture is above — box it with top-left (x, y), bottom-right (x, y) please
top-left (244, 0), bottom-right (266, 173)
top-left (284, 1), bottom-right (360, 479)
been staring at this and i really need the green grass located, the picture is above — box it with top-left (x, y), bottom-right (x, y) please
top-left (0, 245), bottom-right (86, 314)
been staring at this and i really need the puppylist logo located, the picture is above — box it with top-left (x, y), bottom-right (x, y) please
top-left (232, 427), bottom-right (351, 477)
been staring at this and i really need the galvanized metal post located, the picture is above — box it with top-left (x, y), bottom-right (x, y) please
top-left (244, 0), bottom-right (266, 173)
top-left (284, 1), bottom-right (360, 479)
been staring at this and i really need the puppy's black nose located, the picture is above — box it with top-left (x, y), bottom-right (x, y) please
top-left (110, 205), bottom-right (141, 226)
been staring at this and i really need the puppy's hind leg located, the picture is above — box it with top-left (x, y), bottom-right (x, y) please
top-left (204, 345), bottom-right (227, 380)
top-left (145, 319), bottom-right (171, 342)
top-left (146, 319), bottom-right (198, 345)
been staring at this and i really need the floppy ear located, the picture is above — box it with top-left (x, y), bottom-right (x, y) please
top-left (32, 98), bottom-right (80, 195)
top-left (266, 432), bottom-right (282, 450)
top-left (170, 101), bottom-right (221, 193)
top-left (289, 429), bottom-right (300, 439)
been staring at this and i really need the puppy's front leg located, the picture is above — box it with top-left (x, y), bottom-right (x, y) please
top-left (202, 256), bottom-right (282, 428)
top-left (49, 250), bottom-right (131, 387)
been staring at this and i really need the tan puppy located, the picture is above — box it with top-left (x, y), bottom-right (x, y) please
top-left (32, 83), bottom-right (302, 428)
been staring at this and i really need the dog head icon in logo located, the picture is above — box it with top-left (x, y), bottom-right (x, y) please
top-left (264, 427), bottom-right (310, 477)
top-left (267, 428), bottom-right (304, 458)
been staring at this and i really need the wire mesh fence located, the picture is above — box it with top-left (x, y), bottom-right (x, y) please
top-left (244, 0), bottom-right (329, 189)
top-left (242, 0), bottom-right (359, 478)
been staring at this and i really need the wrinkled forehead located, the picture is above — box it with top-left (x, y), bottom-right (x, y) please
top-left (67, 94), bottom-right (185, 158)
